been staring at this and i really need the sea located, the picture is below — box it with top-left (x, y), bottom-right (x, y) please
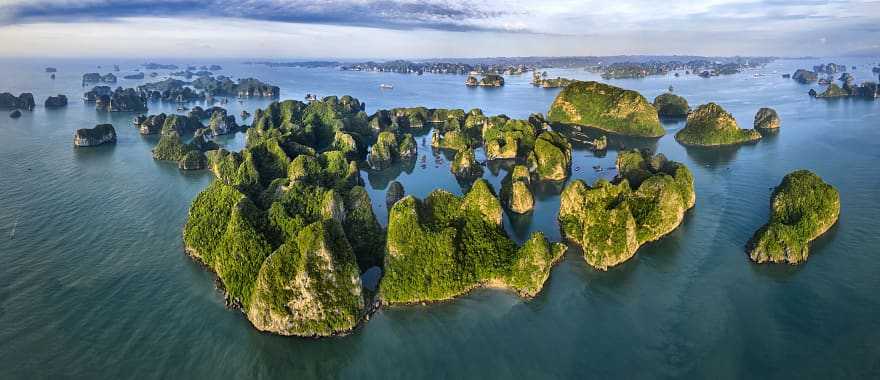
top-left (1, 57), bottom-right (879, 378)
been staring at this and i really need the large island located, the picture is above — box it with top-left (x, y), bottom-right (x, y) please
top-left (547, 81), bottom-right (664, 137)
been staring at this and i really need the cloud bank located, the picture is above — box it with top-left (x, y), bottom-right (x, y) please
top-left (0, 0), bottom-right (878, 57)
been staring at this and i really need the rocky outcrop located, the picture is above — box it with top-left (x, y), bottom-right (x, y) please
top-left (653, 93), bottom-right (689, 118)
top-left (559, 150), bottom-right (695, 270)
top-left (386, 181), bottom-right (405, 208)
top-left (95, 88), bottom-right (147, 112)
top-left (368, 131), bottom-right (417, 170)
top-left (44, 95), bottom-right (68, 108)
top-left (178, 150), bottom-right (208, 170)
top-left (137, 113), bottom-right (166, 135)
top-left (792, 69), bottom-right (818, 84)
top-left (479, 74), bottom-right (505, 87)
top-left (9, 110), bottom-right (21, 118)
top-left (208, 108), bottom-right (238, 135)
top-left (747, 170), bottom-right (840, 265)
top-left (83, 86), bottom-right (112, 102)
top-left (675, 103), bottom-right (762, 146)
top-left (754, 107), bottom-right (780, 131)
top-left (0, 92), bottom-right (35, 110)
top-left (451, 148), bottom-right (483, 179)
top-left (74, 124), bottom-right (117, 147)
top-left (527, 131), bottom-right (572, 181)
top-left (82, 73), bottom-right (116, 85)
top-left (548, 81), bottom-right (664, 137)
top-left (501, 165), bottom-right (534, 214)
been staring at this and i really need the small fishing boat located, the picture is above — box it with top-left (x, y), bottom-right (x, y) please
top-left (379, 84), bottom-right (394, 90)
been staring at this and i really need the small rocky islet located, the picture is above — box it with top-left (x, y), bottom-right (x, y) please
top-left (674, 102), bottom-right (762, 146)
top-left (747, 170), bottom-right (840, 265)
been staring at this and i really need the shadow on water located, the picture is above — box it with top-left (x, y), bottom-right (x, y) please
top-left (72, 143), bottom-right (116, 161)
top-left (364, 159), bottom-right (416, 189)
top-left (505, 211), bottom-right (534, 241)
top-left (683, 144), bottom-right (743, 167)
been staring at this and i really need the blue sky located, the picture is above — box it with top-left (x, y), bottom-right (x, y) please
top-left (0, 0), bottom-right (878, 58)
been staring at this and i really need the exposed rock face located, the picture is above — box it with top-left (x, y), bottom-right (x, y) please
top-left (653, 93), bottom-right (689, 117)
top-left (178, 150), bottom-right (208, 170)
top-left (754, 107), bottom-right (780, 131)
top-left (9, 109), bottom-right (21, 118)
top-left (398, 133), bottom-right (418, 160)
top-left (527, 131), bottom-right (572, 181)
top-left (815, 83), bottom-right (848, 98)
top-left (747, 170), bottom-right (840, 264)
top-left (368, 131), bottom-right (398, 170)
top-left (501, 165), bottom-right (534, 214)
top-left (548, 81), bottom-right (664, 137)
top-left (74, 124), bottom-right (117, 147)
top-left (83, 86), bottom-right (112, 102)
top-left (381, 179), bottom-right (565, 303)
top-left (386, 181), bottom-right (405, 208)
top-left (246, 220), bottom-right (364, 337)
top-left (208, 108), bottom-right (238, 135)
top-left (792, 69), bottom-right (818, 84)
top-left (138, 113), bottom-right (167, 135)
top-left (558, 150), bottom-right (695, 270)
top-left (44, 95), bottom-right (68, 108)
top-left (95, 88), bottom-right (147, 112)
top-left (482, 117), bottom-right (538, 160)
top-left (451, 148), bottom-right (483, 179)
top-left (0, 92), bottom-right (35, 110)
top-left (368, 131), bottom-right (416, 170)
top-left (675, 103), bottom-right (762, 146)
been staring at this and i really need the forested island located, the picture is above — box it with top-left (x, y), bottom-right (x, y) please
top-left (747, 170), bottom-right (840, 264)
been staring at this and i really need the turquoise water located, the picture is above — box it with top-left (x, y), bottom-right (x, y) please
top-left (1, 58), bottom-right (879, 378)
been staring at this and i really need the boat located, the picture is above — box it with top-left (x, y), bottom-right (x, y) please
top-left (379, 84), bottom-right (394, 90)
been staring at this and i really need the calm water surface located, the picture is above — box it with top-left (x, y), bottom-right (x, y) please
top-left (1, 58), bottom-right (879, 378)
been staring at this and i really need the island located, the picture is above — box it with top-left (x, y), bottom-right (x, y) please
top-left (547, 81), bottom-right (664, 137)
top-left (74, 124), bottom-right (117, 147)
top-left (558, 150), bottom-right (695, 270)
top-left (44, 95), bottom-right (68, 108)
top-left (530, 72), bottom-right (574, 88)
top-left (0, 92), bottom-right (35, 110)
top-left (653, 92), bottom-right (689, 118)
top-left (466, 73), bottom-right (505, 87)
top-left (500, 165), bottom-right (534, 214)
top-left (674, 102), bottom-right (762, 146)
top-left (792, 69), bottom-right (818, 84)
top-left (9, 110), bottom-right (21, 118)
top-left (747, 170), bottom-right (840, 264)
top-left (123, 73), bottom-right (145, 80)
top-left (380, 179), bottom-right (565, 303)
top-left (184, 95), bottom-right (386, 336)
top-left (753, 107), bottom-right (780, 131)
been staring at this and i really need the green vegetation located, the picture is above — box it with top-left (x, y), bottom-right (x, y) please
top-left (747, 170), bottom-right (840, 264)
top-left (816, 84), bottom-right (848, 98)
top-left (500, 165), bottom-right (534, 214)
top-left (152, 131), bottom-right (194, 161)
top-left (547, 81), bottom-right (664, 137)
top-left (653, 93), bottom-right (689, 117)
top-left (483, 117), bottom-right (538, 160)
top-left (183, 96), bottom-right (387, 337)
top-left (527, 131), bottom-right (572, 181)
top-left (558, 150), bottom-right (695, 270)
top-left (380, 179), bottom-right (565, 303)
top-left (754, 107), bottom-right (780, 131)
top-left (675, 103), bottom-right (762, 146)
top-left (451, 148), bottom-right (483, 179)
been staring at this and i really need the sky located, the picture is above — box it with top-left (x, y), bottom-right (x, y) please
top-left (0, 0), bottom-right (878, 58)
